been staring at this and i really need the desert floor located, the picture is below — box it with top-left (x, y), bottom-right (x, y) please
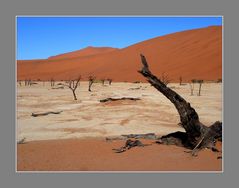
top-left (17, 81), bottom-right (222, 171)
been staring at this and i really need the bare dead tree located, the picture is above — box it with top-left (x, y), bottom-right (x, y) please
top-left (24, 79), bottom-right (27, 86)
top-left (28, 79), bottom-right (31, 86)
top-left (189, 79), bottom-right (196, 96)
top-left (139, 54), bottom-right (222, 156)
top-left (88, 76), bottom-right (96, 92)
top-left (217, 78), bottom-right (222, 83)
top-left (108, 78), bottom-right (112, 85)
top-left (189, 83), bottom-right (194, 96)
top-left (50, 78), bottom-right (55, 87)
top-left (64, 76), bottom-right (81, 100)
top-left (18, 80), bottom-right (22, 86)
top-left (179, 76), bottom-right (182, 85)
top-left (197, 80), bottom-right (204, 96)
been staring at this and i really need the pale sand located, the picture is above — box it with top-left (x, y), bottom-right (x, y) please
top-left (17, 82), bottom-right (222, 142)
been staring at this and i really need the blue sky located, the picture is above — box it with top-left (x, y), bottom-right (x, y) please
top-left (17, 16), bottom-right (222, 60)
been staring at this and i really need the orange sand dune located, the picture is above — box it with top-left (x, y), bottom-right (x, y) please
top-left (48, 46), bottom-right (118, 60)
top-left (17, 138), bottom-right (222, 171)
top-left (17, 26), bottom-right (222, 82)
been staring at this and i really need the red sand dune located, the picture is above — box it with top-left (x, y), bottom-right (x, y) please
top-left (48, 46), bottom-right (118, 60)
top-left (17, 26), bottom-right (222, 82)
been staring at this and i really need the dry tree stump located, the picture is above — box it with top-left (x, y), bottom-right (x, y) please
top-left (138, 54), bottom-right (222, 156)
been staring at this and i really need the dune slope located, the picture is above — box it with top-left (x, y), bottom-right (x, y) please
top-left (17, 26), bottom-right (222, 82)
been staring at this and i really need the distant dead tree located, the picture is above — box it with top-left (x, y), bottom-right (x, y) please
top-left (50, 78), bottom-right (55, 87)
top-left (107, 78), bottom-right (112, 85)
top-left (64, 76), bottom-right (81, 100)
top-left (179, 76), bottom-right (182, 85)
top-left (88, 76), bottom-right (96, 92)
top-left (189, 79), bottom-right (204, 96)
top-left (160, 72), bottom-right (171, 86)
top-left (28, 79), bottom-right (31, 86)
top-left (197, 80), bottom-right (204, 96)
top-left (24, 78), bottom-right (31, 86)
top-left (217, 78), bottom-right (222, 83)
top-left (101, 78), bottom-right (105, 86)
top-left (18, 80), bottom-right (22, 86)
top-left (189, 79), bottom-right (197, 96)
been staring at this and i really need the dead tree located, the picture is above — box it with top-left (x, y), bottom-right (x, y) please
top-left (197, 80), bottom-right (204, 96)
top-left (107, 78), bottom-right (112, 85)
top-left (189, 79), bottom-right (196, 96)
top-left (18, 80), bottom-right (22, 86)
top-left (112, 139), bottom-right (151, 153)
top-left (88, 76), bottom-right (96, 92)
top-left (217, 78), bottom-right (222, 83)
top-left (101, 79), bottom-right (105, 86)
top-left (28, 79), bottom-right (31, 86)
top-left (109, 79), bottom-right (112, 85)
top-left (139, 54), bottom-right (222, 156)
top-left (179, 76), bottom-right (182, 85)
top-left (31, 111), bottom-right (63, 117)
top-left (50, 78), bottom-right (55, 87)
top-left (64, 76), bottom-right (81, 100)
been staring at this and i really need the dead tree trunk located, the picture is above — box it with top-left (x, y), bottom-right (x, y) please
top-left (139, 54), bottom-right (222, 155)
top-left (179, 76), bottom-right (182, 85)
top-left (88, 76), bottom-right (96, 92)
top-left (72, 90), bottom-right (77, 100)
top-left (107, 78), bottom-right (112, 85)
top-left (197, 80), bottom-right (203, 96)
top-left (101, 79), bottom-right (105, 86)
top-left (50, 78), bottom-right (55, 87)
top-left (28, 79), bottom-right (31, 86)
top-left (189, 83), bottom-right (194, 96)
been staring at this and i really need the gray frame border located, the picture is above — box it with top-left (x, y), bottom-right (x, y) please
top-left (15, 15), bottom-right (224, 174)
top-left (1, 0), bottom-right (238, 188)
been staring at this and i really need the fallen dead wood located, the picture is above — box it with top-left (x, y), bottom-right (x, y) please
top-left (106, 133), bottom-right (157, 142)
top-left (112, 139), bottom-right (151, 153)
top-left (17, 137), bottom-right (26, 144)
top-left (121, 133), bottom-right (157, 140)
top-left (52, 86), bottom-right (64, 89)
top-left (31, 111), bottom-right (63, 117)
top-left (100, 97), bottom-right (140, 103)
top-left (138, 54), bottom-right (222, 156)
top-left (128, 86), bottom-right (142, 90)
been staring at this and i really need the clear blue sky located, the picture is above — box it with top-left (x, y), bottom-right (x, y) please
top-left (17, 16), bottom-right (222, 60)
